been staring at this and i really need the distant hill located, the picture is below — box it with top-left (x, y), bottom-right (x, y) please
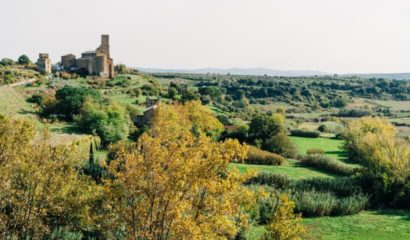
top-left (137, 67), bottom-right (329, 77)
top-left (344, 73), bottom-right (410, 80)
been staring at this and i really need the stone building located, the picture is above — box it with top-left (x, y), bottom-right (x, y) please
top-left (36, 53), bottom-right (52, 74)
top-left (133, 98), bottom-right (160, 127)
top-left (61, 35), bottom-right (115, 78)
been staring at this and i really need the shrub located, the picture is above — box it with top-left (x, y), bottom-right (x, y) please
top-left (290, 129), bottom-right (320, 138)
top-left (294, 177), bottom-right (363, 197)
top-left (249, 176), bottom-right (369, 217)
top-left (306, 148), bottom-right (324, 155)
top-left (337, 108), bottom-right (372, 117)
top-left (54, 86), bottom-right (100, 120)
top-left (245, 145), bottom-right (286, 165)
top-left (262, 131), bottom-right (297, 158)
top-left (290, 190), bottom-right (368, 217)
top-left (76, 99), bottom-right (131, 145)
top-left (246, 173), bottom-right (293, 189)
top-left (291, 190), bottom-right (337, 217)
top-left (318, 124), bottom-right (328, 132)
top-left (298, 154), bottom-right (355, 176)
top-left (332, 193), bottom-right (369, 216)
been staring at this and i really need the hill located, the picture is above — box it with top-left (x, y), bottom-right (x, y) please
top-left (138, 67), bottom-right (329, 77)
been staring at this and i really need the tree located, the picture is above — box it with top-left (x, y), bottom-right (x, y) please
top-left (54, 86), bottom-right (100, 120)
top-left (167, 86), bottom-right (178, 99)
top-left (76, 98), bottom-right (131, 144)
top-left (0, 58), bottom-right (14, 66)
top-left (181, 89), bottom-right (199, 102)
top-left (248, 115), bottom-right (283, 142)
top-left (17, 54), bottom-right (31, 65)
top-left (262, 195), bottom-right (304, 240)
top-left (343, 117), bottom-right (410, 208)
top-left (0, 117), bottom-right (100, 238)
top-left (103, 103), bottom-right (254, 239)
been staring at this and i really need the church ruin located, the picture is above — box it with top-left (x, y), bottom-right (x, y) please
top-left (61, 35), bottom-right (114, 78)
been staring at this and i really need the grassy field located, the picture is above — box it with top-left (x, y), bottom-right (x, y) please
top-left (245, 210), bottom-right (410, 240)
top-left (231, 159), bottom-right (333, 179)
top-left (0, 86), bottom-right (35, 117)
top-left (290, 136), bottom-right (347, 161)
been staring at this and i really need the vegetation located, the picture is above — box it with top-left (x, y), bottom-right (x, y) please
top-left (290, 129), bottom-right (321, 138)
top-left (245, 145), bottom-right (286, 165)
top-left (1, 63), bottom-right (410, 239)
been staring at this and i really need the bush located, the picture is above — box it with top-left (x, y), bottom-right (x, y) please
top-left (290, 190), bottom-right (368, 217)
top-left (53, 86), bottom-right (100, 120)
top-left (291, 190), bottom-right (337, 217)
top-left (298, 154), bottom-right (355, 176)
top-left (306, 148), bottom-right (324, 155)
top-left (245, 146), bottom-right (286, 165)
top-left (262, 131), bottom-right (297, 158)
top-left (332, 194), bottom-right (369, 215)
top-left (249, 175), bottom-right (369, 217)
top-left (290, 129), bottom-right (320, 138)
top-left (76, 99), bottom-right (131, 145)
top-left (337, 108), bottom-right (372, 117)
top-left (246, 173), bottom-right (293, 189)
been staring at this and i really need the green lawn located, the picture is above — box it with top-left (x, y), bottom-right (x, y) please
top-left (245, 210), bottom-right (410, 240)
top-left (231, 159), bottom-right (333, 179)
top-left (290, 136), bottom-right (348, 161)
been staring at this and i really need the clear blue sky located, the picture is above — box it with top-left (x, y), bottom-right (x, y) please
top-left (1, 0), bottom-right (410, 73)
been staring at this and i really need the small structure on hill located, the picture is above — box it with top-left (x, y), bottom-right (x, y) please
top-left (133, 98), bottom-right (160, 127)
top-left (61, 35), bottom-right (115, 78)
top-left (36, 53), bottom-right (52, 74)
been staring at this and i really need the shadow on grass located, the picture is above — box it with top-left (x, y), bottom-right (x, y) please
top-left (291, 160), bottom-right (338, 177)
top-left (18, 109), bottom-right (38, 115)
top-left (325, 150), bottom-right (358, 164)
top-left (49, 124), bottom-right (80, 134)
top-left (372, 209), bottom-right (410, 221)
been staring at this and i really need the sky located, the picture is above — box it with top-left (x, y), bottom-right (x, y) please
top-left (1, 0), bottom-right (410, 74)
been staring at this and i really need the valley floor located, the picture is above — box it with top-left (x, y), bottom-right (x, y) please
top-left (246, 210), bottom-right (410, 240)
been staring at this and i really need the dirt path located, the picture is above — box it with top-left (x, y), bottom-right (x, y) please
top-left (8, 78), bottom-right (37, 87)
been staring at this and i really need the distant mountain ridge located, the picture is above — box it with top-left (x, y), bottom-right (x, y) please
top-left (137, 67), bottom-right (329, 77)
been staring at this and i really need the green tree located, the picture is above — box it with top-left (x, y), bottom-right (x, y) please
top-left (76, 99), bottom-right (131, 144)
top-left (54, 86), bottom-right (100, 120)
top-left (0, 58), bottom-right (14, 66)
top-left (17, 54), bottom-right (31, 65)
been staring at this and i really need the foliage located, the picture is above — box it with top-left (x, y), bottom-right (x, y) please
top-left (52, 86), bottom-right (100, 120)
top-left (0, 117), bottom-right (100, 239)
top-left (0, 58), bottom-right (14, 66)
top-left (76, 98), bottom-right (131, 144)
top-left (306, 148), bottom-right (324, 155)
top-left (103, 103), bottom-right (254, 239)
top-left (261, 195), bottom-right (304, 240)
top-left (290, 129), bottom-right (320, 138)
top-left (246, 145), bottom-right (286, 165)
top-left (248, 114), bottom-right (295, 157)
top-left (291, 190), bottom-right (368, 217)
top-left (17, 54), bottom-right (31, 65)
top-left (343, 117), bottom-right (410, 208)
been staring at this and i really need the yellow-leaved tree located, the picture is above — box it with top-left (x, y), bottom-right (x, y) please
top-left (344, 116), bottom-right (410, 207)
top-left (0, 116), bottom-right (100, 239)
top-left (103, 102), bottom-right (254, 239)
top-left (262, 195), bottom-right (304, 240)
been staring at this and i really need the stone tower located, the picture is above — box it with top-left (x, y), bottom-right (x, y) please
top-left (98, 34), bottom-right (110, 58)
top-left (36, 53), bottom-right (52, 74)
